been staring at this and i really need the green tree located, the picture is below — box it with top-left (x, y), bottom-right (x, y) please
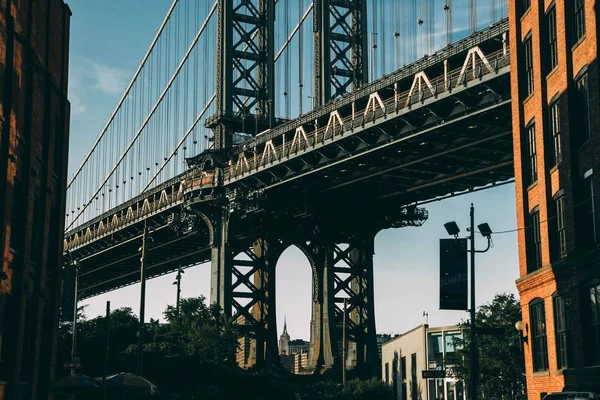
top-left (452, 293), bottom-right (526, 400)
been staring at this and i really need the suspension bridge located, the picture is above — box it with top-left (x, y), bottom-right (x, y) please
top-left (62, 0), bottom-right (513, 374)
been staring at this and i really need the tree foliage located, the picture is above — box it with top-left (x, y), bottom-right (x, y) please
top-left (452, 293), bottom-right (526, 400)
top-left (56, 296), bottom-right (393, 400)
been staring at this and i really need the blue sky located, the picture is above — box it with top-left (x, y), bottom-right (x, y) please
top-left (67, 0), bottom-right (517, 341)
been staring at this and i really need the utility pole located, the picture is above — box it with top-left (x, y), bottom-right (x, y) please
top-left (70, 260), bottom-right (79, 376)
top-left (443, 205), bottom-right (492, 400)
top-left (174, 268), bottom-right (183, 314)
top-left (102, 301), bottom-right (110, 400)
top-left (469, 204), bottom-right (478, 400)
top-left (138, 221), bottom-right (148, 375)
top-left (342, 298), bottom-right (347, 386)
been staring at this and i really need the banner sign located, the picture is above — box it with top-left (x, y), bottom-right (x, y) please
top-left (422, 370), bottom-right (446, 379)
top-left (439, 238), bottom-right (468, 310)
top-left (59, 264), bottom-right (76, 322)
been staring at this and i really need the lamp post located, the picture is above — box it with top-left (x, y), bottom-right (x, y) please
top-left (444, 204), bottom-right (492, 400)
top-left (70, 259), bottom-right (79, 376)
top-left (173, 268), bottom-right (184, 314)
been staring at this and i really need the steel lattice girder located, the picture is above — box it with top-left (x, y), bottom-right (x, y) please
top-left (211, 0), bottom-right (275, 149)
top-left (298, 233), bottom-right (379, 373)
top-left (314, 0), bottom-right (368, 106)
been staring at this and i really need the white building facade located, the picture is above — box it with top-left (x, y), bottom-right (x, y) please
top-left (381, 324), bottom-right (465, 400)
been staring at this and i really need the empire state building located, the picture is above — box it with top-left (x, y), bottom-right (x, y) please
top-left (279, 317), bottom-right (290, 354)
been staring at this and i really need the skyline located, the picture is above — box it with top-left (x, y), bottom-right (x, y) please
top-left (67, 0), bottom-right (518, 341)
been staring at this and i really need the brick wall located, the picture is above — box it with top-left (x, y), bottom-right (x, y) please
top-left (510, 0), bottom-right (600, 398)
top-left (0, 0), bottom-right (71, 399)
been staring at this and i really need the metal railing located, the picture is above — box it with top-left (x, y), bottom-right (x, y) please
top-left (223, 47), bottom-right (510, 181)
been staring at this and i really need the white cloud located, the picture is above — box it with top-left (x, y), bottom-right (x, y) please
top-left (68, 57), bottom-right (129, 119)
top-left (74, 57), bottom-right (129, 95)
top-left (69, 92), bottom-right (87, 116)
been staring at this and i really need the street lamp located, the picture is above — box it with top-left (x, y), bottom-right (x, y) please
top-left (444, 204), bottom-right (492, 400)
top-left (515, 320), bottom-right (528, 351)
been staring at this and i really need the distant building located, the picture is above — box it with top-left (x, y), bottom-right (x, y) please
top-left (279, 317), bottom-right (290, 354)
top-left (278, 320), bottom-right (310, 374)
top-left (280, 353), bottom-right (295, 372)
top-left (235, 315), bottom-right (253, 369)
top-left (377, 334), bottom-right (395, 360)
top-left (294, 351), bottom-right (308, 374)
top-left (381, 324), bottom-right (465, 400)
top-left (288, 339), bottom-right (308, 355)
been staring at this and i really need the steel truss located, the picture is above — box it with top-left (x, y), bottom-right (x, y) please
top-left (208, 0), bottom-right (275, 149)
top-left (314, 0), bottom-right (368, 107)
top-left (201, 198), bottom-right (427, 371)
top-left (298, 233), bottom-right (378, 375)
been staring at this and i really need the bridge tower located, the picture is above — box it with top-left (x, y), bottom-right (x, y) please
top-left (202, 0), bottom-right (378, 375)
top-left (206, 0), bottom-right (276, 150)
top-left (313, 0), bottom-right (368, 107)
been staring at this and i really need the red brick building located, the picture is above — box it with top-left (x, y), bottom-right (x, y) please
top-left (509, 0), bottom-right (600, 397)
top-left (0, 0), bottom-right (71, 399)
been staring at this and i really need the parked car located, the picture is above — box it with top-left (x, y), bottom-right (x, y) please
top-left (543, 393), bottom-right (599, 400)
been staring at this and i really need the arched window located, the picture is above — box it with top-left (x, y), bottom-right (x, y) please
top-left (529, 298), bottom-right (549, 372)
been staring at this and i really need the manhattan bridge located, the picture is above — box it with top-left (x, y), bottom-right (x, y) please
top-left (62, 0), bottom-right (513, 375)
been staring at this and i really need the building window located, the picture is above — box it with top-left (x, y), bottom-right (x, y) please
top-left (530, 298), bottom-right (549, 372)
top-left (522, 0), bottom-right (530, 15)
top-left (526, 121), bottom-right (537, 185)
top-left (556, 195), bottom-right (567, 258)
top-left (546, 6), bottom-right (558, 71)
top-left (523, 35), bottom-right (534, 97)
top-left (401, 356), bottom-right (407, 400)
top-left (529, 208), bottom-right (542, 271)
top-left (577, 174), bottom-right (596, 249)
top-left (549, 101), bottom-right (562, 166)
top-left (385, 362), bottom-right (390, 384)
top-left (527, 208), bottom-right (543, 272)
top-left (427, 332), bottom-right (444, 367)
top-left (411, 353), bottom-right (417, 400)
top-left (444, 331), bottom-right (463, 365)
top-left (573, 0), bottom-right (586, 44)
top-left (575, 72), bottom-right (590, 145)
top-left (584, 284), bottom-right (600, 366)
top-left (554, 294), bottom-right (572, 369)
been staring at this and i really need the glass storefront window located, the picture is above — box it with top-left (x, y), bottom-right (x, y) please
top-left (444, 331), bottom-right (463, 365)
top-left (446, 381), bottom-right (455, 400)
top-left (436, 379), bottom-right (445, 400)
top-left (428, 332), bottom-right (444, 368)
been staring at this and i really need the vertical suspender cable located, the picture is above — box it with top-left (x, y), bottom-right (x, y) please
top-left (380, 0), bottom-right (385, 75)
top-left (298, 0), bottom-right (303, 115)
top-left (67, 0), bottom-right (179, 190)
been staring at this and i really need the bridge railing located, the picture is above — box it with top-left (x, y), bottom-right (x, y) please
top-left (223, 47), bottom-right (510, 181)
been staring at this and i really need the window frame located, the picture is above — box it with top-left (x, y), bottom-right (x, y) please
top-left (523, 33), bottom-right (534, 97)
top-left (529, 206), bottom-right (542, 272)
top-left (577, 173), bottom-right (596, 248)
top-left (411, 353), bottom-right (418, 400)
top-left (548, 100), bottom-right (562, 166)
top-left (575, 70), bottom-right (590, 145)
top-left (530, 298), bottom-right (549, 372)
top-left (553, 293), bottom-right (572, 369)
top-left (522, 0), bottom-right (531, 16)
top-left (573, 0), bottom-right (586, 44)
top-left (546, 4), bottom-right (558, 72)
top-left (526, 120), bottom-right (537, 185)
top-left (584, 283), bottom-right (600, 366)
top-left (555, 192), bottom-right (567, 258)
